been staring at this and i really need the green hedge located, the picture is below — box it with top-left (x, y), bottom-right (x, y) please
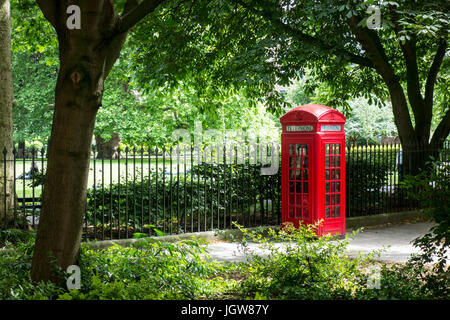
top-left (85, 162), bottom-right (281, 236)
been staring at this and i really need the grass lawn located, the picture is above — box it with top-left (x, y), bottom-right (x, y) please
top-left (14, 157), bottom-right (194, 199)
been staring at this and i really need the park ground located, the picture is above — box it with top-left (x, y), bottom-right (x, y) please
top-left (1, 218), bottom-right (448, 300)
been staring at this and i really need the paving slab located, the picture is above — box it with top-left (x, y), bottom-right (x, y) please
top-left (205, 221), bottom-right (448, 264)
top-left (344, 221), bottom-right (435, 263)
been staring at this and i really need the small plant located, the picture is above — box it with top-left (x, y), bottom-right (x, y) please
top-left (230, 222), bottom-right (376, 299)
top-left (132, 224), bottom-right (165, 239)
top-left (0, 229), bottom-right (35, 247)
top-left (400, 159), bottom-right (450, 298)
top-left (63, 237), bottom-right (224, 300)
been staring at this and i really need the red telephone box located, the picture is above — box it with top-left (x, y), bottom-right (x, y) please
top-left (280, 104), bottom-right (346, 236)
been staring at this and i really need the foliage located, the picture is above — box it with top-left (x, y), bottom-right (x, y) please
top-left (227, 223), bottom-right (449, 300)
top-left (10, 35), bottom-right (280, 149)
top-left (12, 51), bottom-right (56, 144)
top-left (131, 0), bottom-right (449, 148)
top-left (59, 239), bottom-right (223, 300)
top-left (285, 78), bottom-right (314, 107)
top-left (94, 49), bottom-right (146, 146)
top-left (229, 222), bottom-right (374, 299)
top-left (346, 152), bottom-right (392, 203)
top-left (10, 0), bottom-right (59, 144)
top-left (0, 231), bottom-right (66, 300)
top-left (0, 225), bottom-right (448, 300)
top-left (344, 99), bottom-right (397, 145)
top-left (400, 158), bottom-right (450, 297)
top-left (286, 79), bottom-right (398, 145)
top-left (119, 82), bottom-right (281, 148)
top-left (0, 229), bottom-right (34, 247)
top-left (354, 261), bottom-right (445, 300)
top-left (10, 0), bottom-right (58, 64)
top-left (85, 161), bottom-right (280, 234)
top-left (0, 230), bottom-right (230, 300)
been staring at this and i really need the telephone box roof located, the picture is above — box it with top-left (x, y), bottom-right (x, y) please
top-left (280, 104), bottom-right (346, 123)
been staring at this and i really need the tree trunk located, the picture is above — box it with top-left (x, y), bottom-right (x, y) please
top-left (30, 63), bottom-right (101, 283)
top-left (29, 20), bottom-right (127, 281)
top-left (17, 141), bottom-right (26, 158)
top-left (30, 0), bottom-right (135, 283)
top-left (95, 133), bottom-right (121, 159)
top-left (30, 0), bottom-right (164, 284)
top-left (0, 0), bottom-right (15, 227)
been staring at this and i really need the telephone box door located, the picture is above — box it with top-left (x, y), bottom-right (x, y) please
top-left (321, 140), bottom-right (345, 235)
top-left (283, 138), bottom-right (314, 227)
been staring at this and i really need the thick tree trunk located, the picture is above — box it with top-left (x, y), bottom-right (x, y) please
top-left (29, 15), bottom-right (123, 280)
top-left (30, 61), bottom-right (101, 282)
top-left (0, 0), bottom-right (15, 227)
top-left (30, 0), bottom-right (134, 284)
top-left (95, 133), bottom-right (121, 159)
top-left (30, 0), bottom-right (164, 284)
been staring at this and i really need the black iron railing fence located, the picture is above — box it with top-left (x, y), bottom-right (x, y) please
top-left (1, 141), bottom-right (449, 240)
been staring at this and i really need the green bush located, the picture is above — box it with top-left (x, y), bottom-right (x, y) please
top-left (0, 231), bottom-right (229, 300)
top-left (224, 222), bottom-right (449, 300)
top-left (0, 229), bottom-right (35, 247)
top-left (0, 231), bottom-right (66, 300)
top-left (354, 261), bottom-right (445, 300)
top-left (346, 155), bottom-right (391, 214)
top-left (400, 159), bottom-right (450, 298)
top-left (0, 224), bottom-right (448, 300)
top-left (85, 162), bottom-right (280, 234)
top-left (60, 238), bottom-right (228, 300)
top-left (346, 158), bottom-right (391, 193)
top-left (229, 222), bottom-right (375, 299)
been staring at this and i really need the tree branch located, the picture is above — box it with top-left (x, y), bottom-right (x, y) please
top-left (36, 0), bottom-right (59, 29)
top-left (393, 22), bottom-right (430, 140)
top-left (103, 0), bottom-right (142, 78)
top-left (424, 40), bottom-right (447, 108)
top-left (430, 107), bottom-right (450, 146)
top-left (396, 37), bottom-right (423, 109)
top-left (233, 0), bottom-right (374, 69)
top-left (348, 15), bottom-right (417, 145)
top-left (118, 0), bottom-right (166, 33)
top-left (391, 9), bottom-right (423, 110)
top-left (348, 16), bottom-right (398, 84)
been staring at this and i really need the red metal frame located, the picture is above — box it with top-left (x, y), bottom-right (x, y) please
top-left (280, 104), bottom-right (346, 236)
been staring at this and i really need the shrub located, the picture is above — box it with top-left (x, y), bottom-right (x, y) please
top-left (85, 162), bottom-right (280, 235)
top-left (400, 159), bottom-right (450, 298)
top-left (346, 154), bottom-right (392, 215)
top-left (0, 229), bottom-right (35, 247)
top-left (354, 261), bottom-right (445, 300)
top-left (60, 238), bottom-right (224, 300)
top-left (0, 231), bottom-right (228, 300)
top-left (229, 222), bottom-right (375, 299)
top-left (0, 231), bottom-right (66, 300)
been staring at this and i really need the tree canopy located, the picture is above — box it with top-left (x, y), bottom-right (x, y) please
top-left (129, 0), bottom-right (449, 148)
top-left (10, 1), bottom-right (281, 149)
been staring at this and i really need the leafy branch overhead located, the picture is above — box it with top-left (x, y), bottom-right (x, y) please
top-left (130, 0), bottom-right (448, 148)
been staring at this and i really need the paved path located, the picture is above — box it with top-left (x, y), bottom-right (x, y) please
top-left (205, 221), bottom-right (447, 264)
